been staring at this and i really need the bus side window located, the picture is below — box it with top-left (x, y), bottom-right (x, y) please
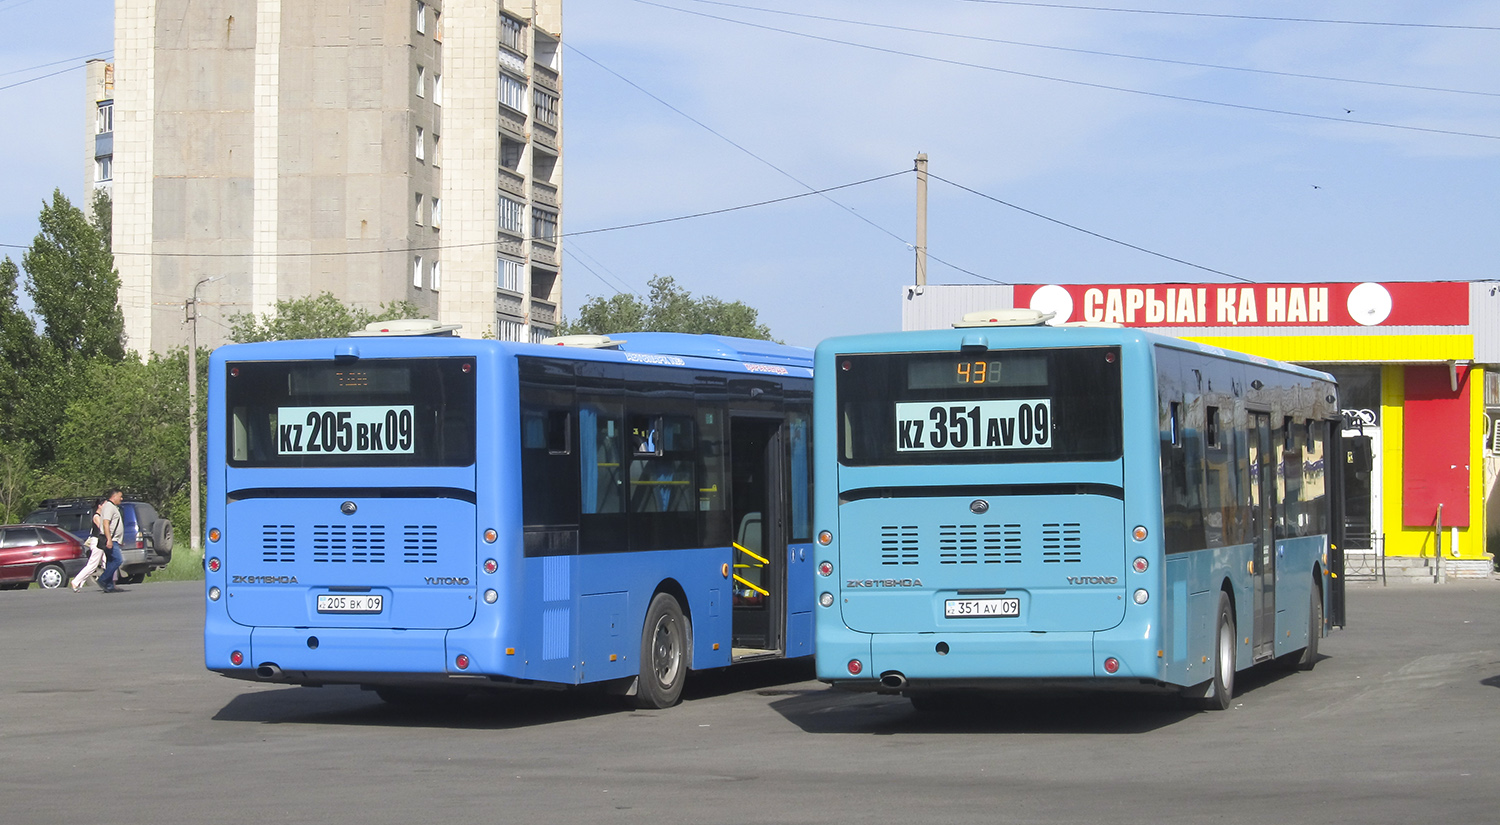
top-left (581, 406), bottom-right (623, 515)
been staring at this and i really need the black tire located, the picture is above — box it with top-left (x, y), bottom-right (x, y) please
top-left (1196, 592), bottom-right (1236, 711)
top-left (631, 592), bottom-right (689, 709)
top-left (1295, 584), bottom-right (1322, 671)
top-left (35, 564), bottom-right (66, 590)
top-left (153, 519), bottom-right (174, 554)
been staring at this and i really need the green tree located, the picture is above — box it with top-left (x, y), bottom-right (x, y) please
top-left (559, 275), bottom-right (776, 340)
top-left (229, 292), bottom-right (423, 342)
top-left (23, 189), bottom-right (123, 362)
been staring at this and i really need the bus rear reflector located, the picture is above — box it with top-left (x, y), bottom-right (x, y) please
top-left (1103, 657), bottom-right (1120, 674)
top-left (455, 654), bottom-right (470, 670)
top-left (847, 659), bottom-right (863, 675)
top-left (230, 651), bottom-right (244, 666)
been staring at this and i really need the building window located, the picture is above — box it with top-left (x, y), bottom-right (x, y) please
top-left (532, 207), bottom-right (557, 242)
top-left (500, 15), bottom-right (525, 54)
top-left (95, 156), bottom-right (112, 182)
top-left (499, 257), bottom-right (524, 293)
top-left (499, 74), bottom-right (526, 114)
top-left (499, 319), bottom-right (527, 342)
top-left (414, 193), bottom-right (424, 226)
top-left (96, 100), bottom-right (113, 134)
top-left (413, 255), bottom-right (424, 289)
top-left (500, 139), bottom-right (524, 171)
top-left (414, 125), bottom-right (425, 161)
top-left (499, 195), bottom-right (524, 235)
top-left (534, 90), bottom-right (559, 127)
top-left (416, 65), bottom-right (425, 98)
top-left (433, 73), bottom-right (442, 106)
top-left (430, 197), bottom-right (441, 229)
top-left (431, 134), bottom-right (441, 168)
top-left (433, 11), bottom-right (442, 42)
top-left (431, 260), bottom-right (441, 292)
top-left (416, 1), bottom-right (426, 34)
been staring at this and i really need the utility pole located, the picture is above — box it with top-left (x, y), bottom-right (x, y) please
top-left (915, 153), bottom-right (928, 287)
top-left (187, 275), bottom-right (223, 562)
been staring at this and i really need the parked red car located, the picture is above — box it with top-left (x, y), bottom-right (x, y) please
top-left (0, 524), bottom-right (87, 590)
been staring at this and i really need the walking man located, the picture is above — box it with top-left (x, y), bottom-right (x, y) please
top-left (97, 488), bottom-right (125, 592)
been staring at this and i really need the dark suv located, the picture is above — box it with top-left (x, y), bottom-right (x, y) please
top-left (23, 497), bottom-right (175, 585)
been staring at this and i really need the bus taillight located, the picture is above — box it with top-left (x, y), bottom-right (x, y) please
top-left (1133, 557), bottom-right (1149, 573)
top-left (847, 659), bottom-right (863, 675)
top-left (1103, 657), bottom-right (1120, 674)
top-left (483, 558), bottom-right (498, 574)
top-left (455, 654), bottom-right (471, 670)
top-left (817, 561), bottom-right (833, 577)
top-left (230, 651), bottom-right (244, 666)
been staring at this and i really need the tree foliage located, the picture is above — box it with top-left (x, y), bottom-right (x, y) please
top-left (558, 275), bottom-right (776, 341)
top-left (228, 292), bottom-right (424, 343)
top-left (23, 189), bottom-right (123, 362)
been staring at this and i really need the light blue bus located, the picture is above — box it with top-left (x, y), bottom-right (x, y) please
top-left (812, 311), bottom-right (1343, 709)
top-left (204, 323), bottom-right (814, 708)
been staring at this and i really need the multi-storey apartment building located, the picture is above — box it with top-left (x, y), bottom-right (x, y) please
top-left (106, 0), bottom-right (562, 352)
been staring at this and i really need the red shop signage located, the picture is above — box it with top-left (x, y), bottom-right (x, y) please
top-left (1014, 282), bottom-right (1468, 328)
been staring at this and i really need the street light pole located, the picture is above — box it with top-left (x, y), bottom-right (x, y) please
top-left (187, 275), bottom-right (223, 562)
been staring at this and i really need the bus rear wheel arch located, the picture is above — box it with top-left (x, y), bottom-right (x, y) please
top-left (630, 591), bottom-right (691, 709)
top-left (1185, 590), bottom-right (1236, 711)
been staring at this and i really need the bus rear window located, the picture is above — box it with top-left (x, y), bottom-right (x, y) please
top-left (226, 358), bottom-right (476, 467)
top-left (837, 347), bottom-right (1122, 466)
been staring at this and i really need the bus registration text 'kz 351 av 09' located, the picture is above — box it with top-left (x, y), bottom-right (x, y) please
top-left (895, 400), bottom-right (1051, 451)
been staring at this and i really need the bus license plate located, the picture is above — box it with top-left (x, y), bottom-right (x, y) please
top-left (317, 594), bottom-right (384, 614)
top-left (945, 598), bottom-right (1020, 618)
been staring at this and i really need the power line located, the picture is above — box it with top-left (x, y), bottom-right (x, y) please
top-left (628, 0), bottom-right (1500, 142)
top-left (678, 0), bottom-right (1498, 98)
top-left (951, 0), bottom-right (1500, 31)
top-left (0, 62), bottom-right (89, 93)
top-left (1, 49), bottom-right (111, 79)
top-left (927, 171), bottom-right (1254, 283)
top-left (2, 171), bottom-right (912, 260)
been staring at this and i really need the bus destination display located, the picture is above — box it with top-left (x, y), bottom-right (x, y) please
top-left (895, 400), bottom-right (1051, 452)
top-left (906, 355), bottom-right (1047, 390)
top-left (277, 405), bottom-right (415, 455)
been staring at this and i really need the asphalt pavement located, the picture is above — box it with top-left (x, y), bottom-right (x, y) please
top-left (2, 577), bottom-right (1497, 825)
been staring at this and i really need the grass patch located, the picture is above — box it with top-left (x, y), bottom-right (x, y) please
top-left (151, 548), bottom-right (205, 582)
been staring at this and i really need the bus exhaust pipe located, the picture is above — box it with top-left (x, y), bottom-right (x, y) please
top-left (256, 664), bottom-right (284, 681)
top-left (880, 672), bottom-right (908, 690)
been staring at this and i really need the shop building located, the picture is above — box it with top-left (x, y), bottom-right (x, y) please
top-left (903, 281), bottom-right (1499, 580)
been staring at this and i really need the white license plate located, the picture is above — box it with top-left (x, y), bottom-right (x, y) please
top-left (317, 594), bottom-right (384, 614)
top-left (945, 597), bottom-right (1020, 618)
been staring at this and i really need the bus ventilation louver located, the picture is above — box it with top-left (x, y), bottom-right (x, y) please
top-left (879, 526), bottom-right (920, 566)
top-left (402, 525), bottom-right (440, 564)
top-left (310, 524), bottom-right (388, 563)
top-left (261, 525), bottom-right (296, 563)
top-left (1041, 523), bottom-right (1083, 563)
top-left (936, 524), bottom-right (1025, 565)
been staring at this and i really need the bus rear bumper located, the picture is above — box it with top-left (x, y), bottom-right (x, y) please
top-left (818, 629), bottom-right (1161, 690)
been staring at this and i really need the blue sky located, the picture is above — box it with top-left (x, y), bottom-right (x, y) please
top-left (2, 1), bottom-right (1496, 346)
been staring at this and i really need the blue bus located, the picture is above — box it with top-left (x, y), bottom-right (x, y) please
top-left (812, 311), bottom-right (1343, 709)
top-left (204, 323), bottom-right (814, 708)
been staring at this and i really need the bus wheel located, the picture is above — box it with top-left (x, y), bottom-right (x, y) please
top-left (1295, 584), bottom-right (1322, 671)
top-left (1196, 592), bottom-right (1235, 711)
top-left (632, 593), bottom-right (688, 709)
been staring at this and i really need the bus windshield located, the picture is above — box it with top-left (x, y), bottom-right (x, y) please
top-left (836, 347), bottom-right (1123, 466)
top-left (225, 357), bottom-right (476, 468)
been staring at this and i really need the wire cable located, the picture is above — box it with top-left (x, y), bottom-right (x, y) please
top-left (627, 0), bottom-right (1500, 142)
top-left (951, 0), bottom-right (1500, 31)
top-left (927, 171), bottom-right (1254, 283)
top-left (677, 0), bottom-right (1498, 98)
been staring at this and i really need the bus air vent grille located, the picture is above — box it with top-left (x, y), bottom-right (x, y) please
top-left (1041, 523), bottom-right (1083, 563)
top-left (402, 525), bottom-right (440, 563)
top-left (310, 524), bottom-right (388, 563)
top-left (261, 525), bottom-right (296, 563)
top-left (939, 524), bottom-right (1023, 564)
top-left (879, 525), bottom-right (920, 566)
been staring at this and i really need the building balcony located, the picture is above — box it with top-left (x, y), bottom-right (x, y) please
top-left (498, 169), bottom-right (525, 197)
top-left (530, 300), bottom-right (557, 326)
top-left (532, 124), bottom-right (558, 152)
top-left (499, 107), bottom-right (526, 140)
top-left (534, 65), bottom-right (560, 94)
top-left (533, 182), bottom-right (559, 208)
top-left (496, 290), bottom-right (524, 317)
top-left (530, 242), bottom-right (558, 267)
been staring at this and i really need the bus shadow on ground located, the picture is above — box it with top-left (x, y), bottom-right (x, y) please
top-left (766, 659), bottom-right (1320, 735)
top-left (211, 658), bottom-right (823, 729)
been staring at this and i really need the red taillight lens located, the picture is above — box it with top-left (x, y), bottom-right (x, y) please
top-left (455, 654), bottom-right (470, 670)
top-left (1133, 557), bottom-right (1149, 574)
top-left (1103, 657), bottom-right (1120, 674)
top-left (484, 559), bottom-right (498, 574)
top-left (207, 558), bottom-right (221, 573)
top-left (818, 561), bottom-right (833, 577)
top-left (847, 659), bottom-right (863, 676)
top-left (230, 651), bottom-right (244, 666)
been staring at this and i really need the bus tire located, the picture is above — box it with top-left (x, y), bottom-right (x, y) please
top-left (631, 592), bottom-right (688, 709)
top-left (1196, 592), bottom-right (1236, 711)
top-left (1295, 584), bottom-right (1322, 671)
